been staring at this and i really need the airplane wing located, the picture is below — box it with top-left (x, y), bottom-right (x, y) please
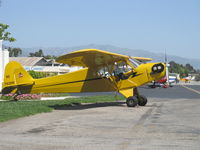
top-left (133, 57), bottom-right (153, 63)
top-left (56, 49), bottom-right (129, 68)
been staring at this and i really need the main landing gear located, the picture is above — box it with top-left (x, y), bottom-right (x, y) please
top-left (126, 88), bottom-right (148, 107)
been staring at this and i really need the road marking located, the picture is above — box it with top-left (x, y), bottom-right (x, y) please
top-left (181, 85), bottom-right (200, 95)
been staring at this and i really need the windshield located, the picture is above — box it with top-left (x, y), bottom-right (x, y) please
top-left (128, 58), bottom-right (141, 68)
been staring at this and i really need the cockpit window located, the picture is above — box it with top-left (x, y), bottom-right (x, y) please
top-left (113, 61), bottom-right (128, 75)
top-left (96, 59), bottom-right (141, 78)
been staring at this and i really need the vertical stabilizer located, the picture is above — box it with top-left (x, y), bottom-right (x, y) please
top-left (3, 61), bottom-right (34, 88)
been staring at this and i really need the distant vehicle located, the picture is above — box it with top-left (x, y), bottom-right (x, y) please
top-left (2, 49), bottom-right (166, 107)
top-left (149, 75), bottom-right (177, 88)
top-left (181, 77), bottom-right (191, 83)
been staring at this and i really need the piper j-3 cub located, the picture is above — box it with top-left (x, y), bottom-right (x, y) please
top-left (2, 49), bottom-right (166, 107)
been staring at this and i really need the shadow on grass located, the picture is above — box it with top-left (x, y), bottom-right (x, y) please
top-left (50, 101), bottom-right (125, 110)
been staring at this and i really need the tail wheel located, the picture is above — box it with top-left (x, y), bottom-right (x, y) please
top-left (126, 96), bottom-right (138, 107)
top-left (138, 95), bottom-right (148, 106)
top-left (13, 94), bottom-right (18, 101)
top-left (13, 90), bottom-right (22, 101)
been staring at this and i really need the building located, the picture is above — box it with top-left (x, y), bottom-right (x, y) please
top-left (10, 57), bottom-right (48, 66)
top-left (9, 57), bottom-right (70, 74)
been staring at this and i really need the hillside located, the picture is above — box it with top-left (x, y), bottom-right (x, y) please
top-left (9, 44), bottom-right (200, 69)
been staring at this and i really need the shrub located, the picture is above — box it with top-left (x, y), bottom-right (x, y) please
top-left (14, 94), bottom-right (41, 100)
top-left (195, 74), bottom-right (200, 81)
top-left (1, 94), bottom-right (41, 100)
top-left (28, 70), bottom-right (57, 79)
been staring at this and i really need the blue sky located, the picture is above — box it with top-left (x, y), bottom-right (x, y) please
top-left (0, 0), bottom-right (200, 58)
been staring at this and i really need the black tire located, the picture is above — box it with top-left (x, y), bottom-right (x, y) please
top-left (138, 95), bottom-right (147, 106)
top-left (126, 96), bottom-right (138, 107)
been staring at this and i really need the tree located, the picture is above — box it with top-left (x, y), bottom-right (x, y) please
top-left (29, 49), bottom-right (44, 57)
top-left (185, 63), bottom-right (195, 73)
top-left (0, 23), bottom-right (16, 42)
top-left (195, 74), bottom-right (200, 81)
top-left (44, 55), bottom-right (57, 59)
top-left (169, 61), bottom-right (193, 77)
top-left (8, 47), bottom-right (22, 57)
top-left (12, 48), bottom-right (22, 57)
top-left (38, 49), bottom-right (44, 57)
top-left (8, 47), bottom-right (13, 56)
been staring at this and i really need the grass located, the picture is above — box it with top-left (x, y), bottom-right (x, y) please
top-left (0, 95), bottom-right (124, 122)
top-left (0, 95), bottom-right (14, 100)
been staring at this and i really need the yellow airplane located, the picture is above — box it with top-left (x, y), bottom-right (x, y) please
top-left (2, 49), bottom-right (166, 107)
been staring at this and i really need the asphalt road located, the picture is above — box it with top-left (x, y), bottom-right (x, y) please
top-left (0, 85), bottom-right (200, 150)
top-left (71, 85), bottom-right (200, 99)
top-left (139, 85), bottom-right (200, 99)
top-left (185, 85), bottom-right (200, 93)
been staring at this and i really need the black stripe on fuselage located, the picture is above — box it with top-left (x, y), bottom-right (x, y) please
top-left (34, 77), bottom-right (106, 89)
top-left (28, 72), bottom-right (143, 89)
top-left (131, 73), bottom-right (143, 78)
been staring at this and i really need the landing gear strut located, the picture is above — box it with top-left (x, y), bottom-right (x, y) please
top-left (126, 88), bottom-right (148, 107)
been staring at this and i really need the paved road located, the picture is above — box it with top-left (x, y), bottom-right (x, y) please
top-left (185, 85), bottom-right (200, 92)
top-left (0, 85), bottom-right (200, 150)
top-left (139, 85), bottom-right (200, 99)
top-left (71, 85), bottom-right (200, 99)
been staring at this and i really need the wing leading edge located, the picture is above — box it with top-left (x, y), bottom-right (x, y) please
top-left (56, 49), bottom-right (129, 68)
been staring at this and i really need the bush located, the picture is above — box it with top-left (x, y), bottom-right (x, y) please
top-left (14, 94), bottom-right (41, 100)
top-left (195, 74), bottom-right (200, 81)
top-left (28, 70), bottom-right (48, 79)
top-left (1, 93), bottom-right (69, 100)
top-left (28, 70), bottom-right (57, 79)
top-left (1, 94), bottom-right (41, 100)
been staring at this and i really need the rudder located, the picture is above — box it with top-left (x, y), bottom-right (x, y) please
top-left (2, 61), bottom-right (34, 92)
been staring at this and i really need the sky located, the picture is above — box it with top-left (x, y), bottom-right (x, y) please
top-left (0, 0), bottom-right (200, 58)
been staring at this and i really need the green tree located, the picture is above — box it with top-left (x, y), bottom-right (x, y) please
top-left (29, 49), bottom-right (57, 59)
top-left (185, 63), bottom-right (195, 73)
top-left (29, 49), bottom-right (44, 57)
top-left (195, 74), bottom-right (200, 81)
top-left (0, 23), bottom-right (16, 42)
top-left (8, 47), bottom-right (22, 57)
top-left (44, 55), bottom-right (57, 59)
top-left (8, 47), bottom-right (13, 56)
top-left (13, 48), bottom-right (22, 57)
top-left (38, 49), bottom-right (44, 57)
top-left (169, 61), bottom-right (194, 77)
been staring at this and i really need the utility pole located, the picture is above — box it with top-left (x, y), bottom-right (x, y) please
top-left (165, 50), bottom-right (169, 85)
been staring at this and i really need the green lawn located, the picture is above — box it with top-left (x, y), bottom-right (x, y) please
top-left (0, 95), bottom-right (124, 122)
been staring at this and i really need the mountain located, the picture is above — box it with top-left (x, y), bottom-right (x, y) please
top-left (10, 44), bottom-right (200, 69)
